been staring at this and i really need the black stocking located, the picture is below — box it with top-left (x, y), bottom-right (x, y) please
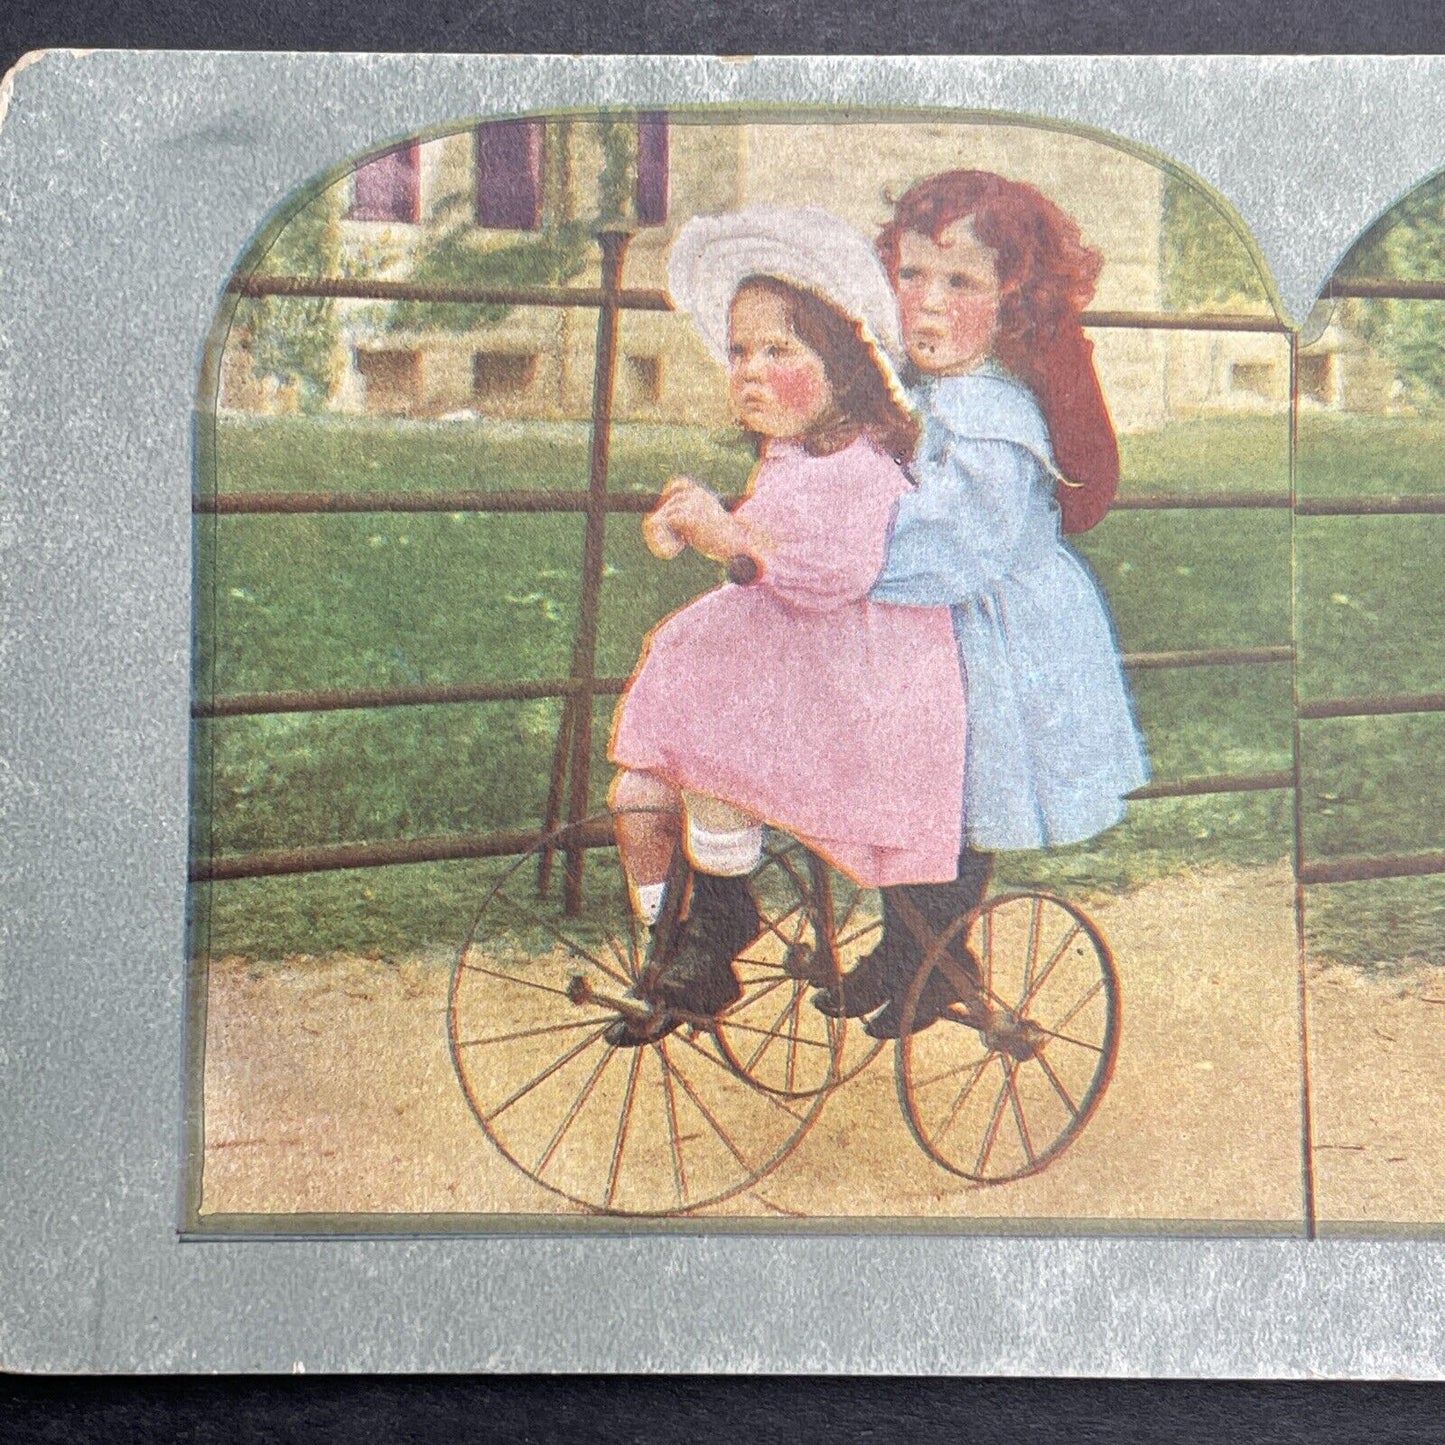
top-left (886, 845), bottom-right (994, 953)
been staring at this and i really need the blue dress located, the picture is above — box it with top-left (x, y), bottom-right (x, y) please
top-left (871, 365), bottom-right (1150, 851)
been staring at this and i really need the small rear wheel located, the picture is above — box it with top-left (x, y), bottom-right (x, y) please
top-left (710, 837), bottom-right (845, 1099)
top-left (711, 839), bottom-right (885, 1096)
top-left (895, 892), bottom-right (1120, 1185)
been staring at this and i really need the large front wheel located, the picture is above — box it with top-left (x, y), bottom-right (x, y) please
top-left (448, 813), bottom-right (831, 1216)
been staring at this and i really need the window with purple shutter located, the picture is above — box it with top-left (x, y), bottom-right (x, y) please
top-left (476, 120), bottom-right (544, 230)
top-left (349, 142), bottom-right (421, 223)
top-left (635, 113), bottom-right (669, 226)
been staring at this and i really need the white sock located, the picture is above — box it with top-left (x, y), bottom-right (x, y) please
top-left (686, 820), bottom-right (763, 877)
top-left (634, 881), bottom-right (666, 925)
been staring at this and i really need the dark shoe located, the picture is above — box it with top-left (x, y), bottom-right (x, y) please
top-left (813, 940), bottom-right (916, 1018)
top-left (604, 1009), bottom-right (681, 1049)
top-left (862, 954), bottom-right (978, 1039)
top-left (842, 857), bottom-right (993, 1034)
top-left (813, 889), bottom-right (921, 1018)
top-left (653, 871), bottom-right (759, 1017)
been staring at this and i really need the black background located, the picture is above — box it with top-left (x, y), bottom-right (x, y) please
top-left (4, 0), bottom-right (1445, 70)
top-left (4, 0), bottom-right (1445, 1438)
top-left (5, 1373), bottom-right (1445, 1441)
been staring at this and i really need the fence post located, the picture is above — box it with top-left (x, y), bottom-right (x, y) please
top-left (536, 697), bottom-right (573, 899)
top-left (1285, 326), bottom-right (1319, 1240)
top-left (553, 228), bottom-right (631, 914)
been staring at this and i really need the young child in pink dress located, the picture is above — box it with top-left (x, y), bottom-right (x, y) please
top-left (606, 207), bottom-right (967, 1043)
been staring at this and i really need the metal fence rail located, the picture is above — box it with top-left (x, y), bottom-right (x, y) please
top-left (1326, 278), bottom-right (1445, 302)
top-left (191, 817), bottom-right (617, 884)
top-left (197, 488), bottom-right (1299, 516)
top-left (231, 274), bottom-right (673, 312)
top-left (193, 647), bottom-right (1296, 721)
top-left (196, 249), bottom-right (1445, 903)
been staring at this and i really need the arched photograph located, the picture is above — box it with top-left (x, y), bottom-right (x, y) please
top-left (186, 109), bottom-right (1441, 1232)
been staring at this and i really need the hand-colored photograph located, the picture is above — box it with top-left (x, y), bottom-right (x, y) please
top-left (187, 111), bottom-right (1444, 1231)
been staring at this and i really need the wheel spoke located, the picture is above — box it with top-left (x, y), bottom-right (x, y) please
top-left (1004, 1063), bottom-right (1037, 1168)
top-left (484, 1025), bottom-right (610, 1123)
top-left (623, 886), bottom-right (645, 983)
top-left (1033, 1050), bottom-right (1081, 1119)
top-left (491, 900), bottom-right (634, 991)
top-left (804, 861), bottom-right (837, 973)
top-left (1018, 922), bottom-right (1082, 1014)
top-left (935, 971), bottom-right (1018, 1030)
top-left (743, 987), bottom-right (804, 1073)
top-left (1022, 896), bottom-right (1041, 1000)
top-left (785, 989), bottom-right (804, 1092)
top-left (935, 951), bottom-right (985, 1008)
top-left (721, 973), bottom-right (790, 1020)
top-left (600, 927), bottom-right (637, 988)
top-left (656, 1044), bottom-right (689, 1208)
top-left (1032, 1024), bottom-right (1105, 1055)
top-left (834, 917), bottom-right (883, 953)
top-left (963, 979), bottom-right (1014, 1018)
top-left (734, 955), bottom-right (793, 974)
top-left (751, 1193), bottom-right (809, 1219)
top-left (771, 848), bottom-right (815, 901)
top-left (713, 1018), bottom-right (832, 1050)
top-left (675, 1032), bottom-right (807, 1122)
top-left (659, 1048), bottom-right (755, 1172)
top-left (756, 862), bottom-right (808, 915)
top-left (533, 1038), bottom-right (616, 1176)
top-left (756, 899), bottom-right (808, 953)
top-left (929, 1055), bottom-right (993, 1152)
top-left (824, 877), bottom-right (865, 950)
top-left (973, 1058), bottom-right (1012, 1176)
top-left (603, 1048), bottom-right (644, 1209)
top-left (1046, 978), bottom-right (1105, 1038)
top-left (457, 1016), bottom-right (609, 1048)
top-left (913, 1046), bottom-right (994, 1093)
top-left (460, 958), bottom-right (585, 1002)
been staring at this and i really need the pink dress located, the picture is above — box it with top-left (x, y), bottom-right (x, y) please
top-left (609, 434), bottom-right (966, 887)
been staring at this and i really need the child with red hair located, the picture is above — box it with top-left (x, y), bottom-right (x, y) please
top-left (816, 169), bottom-right (1150, 1037)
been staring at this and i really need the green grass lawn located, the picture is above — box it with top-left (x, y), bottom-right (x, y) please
top-left (1294, 413), bottom-right (1445, 971)
top-left (208, 414), bottom-right (757, 496)
top-left (192, 413), bottom-right (1445, 969)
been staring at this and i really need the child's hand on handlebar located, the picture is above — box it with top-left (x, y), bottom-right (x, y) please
top-left (644, 477), bottom-right (755, 565)
top-left (641, 477), bottom-right (694, 559)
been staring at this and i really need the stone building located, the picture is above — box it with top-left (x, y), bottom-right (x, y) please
top-left (220, 115), bottom-right (1399, 428)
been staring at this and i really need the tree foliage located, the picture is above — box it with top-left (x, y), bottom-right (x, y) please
top-left (1338, 180), bottom-right (1445, 404)
top-left (380, 193), bottom-right (591, 336)
top-left (1160, 174), bottom-right (1270, 312)
top-left (233, 183), bottom-right (351, 411)
top-left (382, 116), bottom-right (637, 336)
top-left (594, 115), bottom-right (637, 230)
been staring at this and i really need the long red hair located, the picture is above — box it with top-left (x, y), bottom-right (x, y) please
top-left (877, 170), bottom-right (1119, 532)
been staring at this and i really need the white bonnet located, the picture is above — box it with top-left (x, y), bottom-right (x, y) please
top-left (666, 206), bottom-right (905, 388)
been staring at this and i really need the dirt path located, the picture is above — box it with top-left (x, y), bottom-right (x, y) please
top-left (1306, 961), bottom-right (1445, 1230)
top-left (205, 861), bottom-right (1445, 1228)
